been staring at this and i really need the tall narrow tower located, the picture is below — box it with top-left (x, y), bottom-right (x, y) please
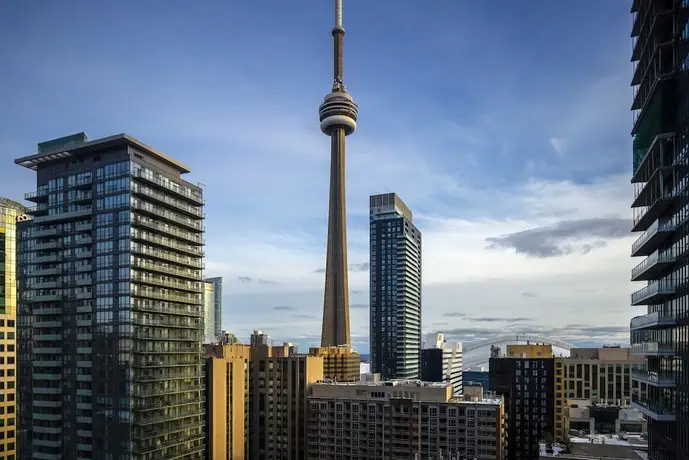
top-left (319, 0), bottom-right (358, 347)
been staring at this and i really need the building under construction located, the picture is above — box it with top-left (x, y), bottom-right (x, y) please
top-left (629, 1), bottom-right (689, 460)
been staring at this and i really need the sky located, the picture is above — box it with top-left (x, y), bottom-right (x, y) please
top-left (0, 1), bottom-right (638, 354)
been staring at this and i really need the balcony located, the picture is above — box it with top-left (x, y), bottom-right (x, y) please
top-left (131, 183), bottom-right (203, 218)
top-left (632, 167), bottom-right (675, 209)
top-left (632, 133), bottom-right (675, 183)
top-left (34, 208), bottom-right (91, 224)
top-left (131, 245), bottom-right (203, 268)
top-left (630, 311), bottom-right (677, 331)
top-left (131, 272), bottom-right (201, 293)
top-left (132, 168), bottom-right (203, 205)
top-left (132, 258), bottom-right (202, 281)
top-left (27, 203), bottom-right (49, 215)
top-left (631, 250), bottom-right (675, 281)
top-left (131, 230), bottom-right (204, 257)
top-left (34, 241), bottom-right (59, 251)
top-left (131, 215), bottom-right (203, 246)
top-left (631, 218), bottom-right (676, 256)
top-left (25, 188), bottom-right (49, 202)
top-left (131, 288), bottom-right (201, 305)
top-left (631, 341), bottom-right (674, 356)
top-left (75, 222), bottom-right (92, 232)
top-left (631, 394), bottom-right (676, 421)
top-left (34, 254), bottom-right (61, 264)
top-left (33, 227), bottom-right (59, 238)
top-left (132, 200), bottom-right (203, 232)
top-left (73, 191), bottom-right (92, 203)
top-left (632, 196), bottom-right (675, 232)
top-left (630, 280), bottom-right (675, 305)
top-left (632, 369), bottom-right (676, 387)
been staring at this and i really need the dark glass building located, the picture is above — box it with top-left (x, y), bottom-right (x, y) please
top-left (489, 353), bottom-right (555, 460)
top-left (16, 133), bottom-right (206, 459)
top-left (369, 193), bottom-right (422, 380)
top-left (628, 1), bottom-right (689, 459)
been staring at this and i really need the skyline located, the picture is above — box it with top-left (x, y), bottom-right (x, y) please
top-left (0, 1), bottom-right (634, 353)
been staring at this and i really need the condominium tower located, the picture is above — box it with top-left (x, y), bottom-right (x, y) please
top-left (369, 193), bottom-right (422, 379)
top-left (629, 1), bottom-right (689, 459)
top-left (318, 0), bottom-right (359, 348)
top-left (202, 277), bottom-right (222, 343)
top-left (421, 332), bottom-right (463, 396)
top-left (16, 133), bottom-right (206, 459)
top-left (206, 276), bottom-right (222, 340)
top-left (0, 198), bottom-right (28, 459)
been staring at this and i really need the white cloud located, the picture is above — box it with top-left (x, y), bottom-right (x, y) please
top-left (549, 137), bottom-right (568, 157)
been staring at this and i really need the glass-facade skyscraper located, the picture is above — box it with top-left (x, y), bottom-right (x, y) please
top-left (205, 276), bottom-right (222, 342)
top-left (369, 193), bottom-right (422, 380)
top-left (0, 198), bottom-right (28, 460)
top-left (16, 133), bottom-right (206, 459)
top-left (629, 2), bottom-right (689, 459)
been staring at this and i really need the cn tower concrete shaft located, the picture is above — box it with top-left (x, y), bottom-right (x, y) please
top-left (319, 0), bottom-right (358, 347)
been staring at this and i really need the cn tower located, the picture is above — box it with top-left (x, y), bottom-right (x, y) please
top-left (319, 0), bottom-right (358, 347)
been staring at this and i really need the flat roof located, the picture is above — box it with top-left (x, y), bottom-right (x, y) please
top-left (15, 133), bottom-right (191, 174)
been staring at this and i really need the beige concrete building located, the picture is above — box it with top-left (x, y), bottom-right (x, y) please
top-left (206, 344), bottom-right (251, 460)
top-left (307, 380), bottom-right (505, 460)
top-left (563, 347), bottom-right (645, 406)
top-left (206, 340), bottom-right (325, 460)
top-left (0, 198), bottom-right (27, 460)
top-left (309, 345), bottom-right (360, 382)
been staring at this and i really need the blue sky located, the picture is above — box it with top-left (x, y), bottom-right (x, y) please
top-left (0, 1), bottom-right (637, 354)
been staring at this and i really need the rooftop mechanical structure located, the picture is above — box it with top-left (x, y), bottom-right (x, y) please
top-left (319, 0), bottom-right (358, 348)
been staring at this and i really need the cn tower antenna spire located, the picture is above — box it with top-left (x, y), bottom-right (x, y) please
top-left (318, 0), bottom-right (358, 348)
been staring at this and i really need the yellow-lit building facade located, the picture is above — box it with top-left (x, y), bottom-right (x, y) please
top-left (206, 343), bottom-right (251, 460)
top-left (0, 198), bottom-right (27, 460)
top-left (309, 345), bottom-right (359, 382)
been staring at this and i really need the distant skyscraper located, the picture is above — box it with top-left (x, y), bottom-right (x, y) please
top-left (421, 332), bottom-right (463, 396)
top-left (0, 198), bottom-right (27, 459)
top-left (369, 193), bottom-right (422, 380)
top-left (207, 276), bottom-right (222, 339)
top-left (629, 2), bottom-right (688, 459)
top-left (16, 133), bottom-right (206, 458)
top-left (203, 280), bottom-right (216, 343)
top-left (318, 0), bottom-right (358, 348)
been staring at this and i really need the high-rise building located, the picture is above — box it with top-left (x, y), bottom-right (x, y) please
top-left (206, 276), bottom-right (222, 339)
top-left (16, 133), bottom-right (206, 458)
top-left (0, 198), bottom-right (28, 459)
top-left (309, 345), bottom-right (360, 382)
top-left (248, 343), bottom-right (323, 459)
top-left (306, 380), bottom-right (506, 459)
top-left (421, 332), bottom-right (463, 396)
top-left (369, 192), bottom-right (422, 380)
top-left (489, 344), bottom-right (556, 459)
top-left (202, 280), bottom-right (215, 343)
top-left (629, 2), bottom-right (688, 459)
top-left (250, 329), bottom-right (269, 347)
top-left (318, 0), bottom-right (358, 348)
top-left (205, 343), bottom-right (251, 460)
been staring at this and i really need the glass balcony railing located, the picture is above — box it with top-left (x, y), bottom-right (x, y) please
top-left (631, 250), bottom-right (675, 280)
top-left (130, 287), bottom-right (201, 305)
top-left (631, 279), bottom-right (676, 305)
top-left (130, 271), bottom-right (201, 293)
top-left (132, 200), bottom-right (203, 232)
top-left (631, 341), bottom-right (675, 356)
top-left (632, 369), bottom-right (676, 387)
top-left (132, 183), bottom-right (203, 218)
top-left (131, 300), bottom-right (200, 317)
top-left (131, 245), bottom-right (203, 268)
top-left (631, 394), bottom-right (676, 421)
top-left (25, 187), bottom-right (49, 202)
top-left (131, 215), bottom-right (203, 245)
top-left (132, 258), bottom-right (202, 281)
top-left (132, 168), bottom-right (203, 205)
top-left (630, 311), bottom-right (677, 330)
top-left (131, 230), bottom-right (203, 257)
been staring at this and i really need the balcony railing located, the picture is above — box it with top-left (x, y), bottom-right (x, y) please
top-left (131, 287), bottom-right (201, 305)
top-left (630, 250), bottom-right (675, 281)
top-left (631, 394), bottom-right (676, 421)
top-left (132, 168), bottom-right (203, 205)
top-left (25, 188), bottom-right (49, 202)
top-left (131, 245), bottom-right (203, 268)
top-left (630, 280), bottom-right (676, 305)
top-left (632, 369), bottom-right (676, 387)
top-left (631, 341), bottom-right (674, 356)
top-left (131, 183), bottom-right (203, 218)
top-left (131, 271), bottom-right (201, 293)
top-left (33, 208), bottom-right (91, 224)
top-left (630, 311), bottom-right (677, 330)
top-left (131, 215), bottom-right (203, 246)
top-left (132, 258), bottom-right (202, 281)
top-left (131, 230), bottom-right (203, 257)
top-left (631, 218), bottom-right (676, 256)
top-left (132, 200), bottom-right (203, 232)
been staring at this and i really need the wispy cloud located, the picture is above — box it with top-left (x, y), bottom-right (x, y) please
top-left (274, 306), bottom-right (296, 312)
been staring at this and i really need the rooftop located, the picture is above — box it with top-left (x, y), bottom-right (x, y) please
top-left (0, 197), bottom-right (28, 213)
top-left (14, 133), bottom-right (192, 174)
